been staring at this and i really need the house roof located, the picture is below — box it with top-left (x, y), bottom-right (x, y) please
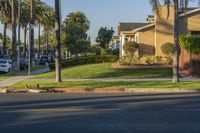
top-left (118, 23), bottom-right (150, 32)
top-left (132, 23), bottom-right (155, 32)
top-left (179, 7), bottom-right (200, 17)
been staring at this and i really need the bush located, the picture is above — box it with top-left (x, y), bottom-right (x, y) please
top-left (49, 55), bottom-right (118, 69)
top-left (144, 56), bottom-right (155, 65)
top-left (155, 56), bottom-right (164, 64)
top-left (123, 41), bottom-right (139, 55)
top-left (119, 55), bottom-right (140, 65)
top-left (165, 56), bottom-right (173, 65)
top-left (161, 42), bottom-right (174, 55)
top-left (179, 35), bottom-right (200, 55)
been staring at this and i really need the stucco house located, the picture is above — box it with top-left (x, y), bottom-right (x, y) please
top-left (117, 5), bottom-right (200, 76)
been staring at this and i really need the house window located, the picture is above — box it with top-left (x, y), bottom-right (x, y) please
top-left (191, 31), bottom-right (200, 37)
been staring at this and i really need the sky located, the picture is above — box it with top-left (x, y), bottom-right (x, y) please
top-left (0, 0), bottom-right (199, 43)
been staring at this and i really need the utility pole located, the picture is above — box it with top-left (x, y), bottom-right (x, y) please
top-left (55, 0), bottom-right (62, 82)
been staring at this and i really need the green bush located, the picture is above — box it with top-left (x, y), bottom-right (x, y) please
top-left (123, 41), bottom-right (139, 55)
top-left (179, 35), bottom-right (200, 55)
top-left (161, 42), bottom-right (174, 55)
top-left (155, 56), bottom-right (164, 64)
top-left (144, 56), bottom-right (155, 65)
top-left (49, 55), bottom-right (118, 69)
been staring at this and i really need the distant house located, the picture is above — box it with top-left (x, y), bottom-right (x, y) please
top-left (109, 36), bottom-right (120, 50)
top-left (118, 5), bottom-right (200, 76)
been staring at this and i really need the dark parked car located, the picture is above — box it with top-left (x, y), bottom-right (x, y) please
top-left (20, 57), bottom-right (28, 70)
top-left (39, 55), bottom-right (49, 65)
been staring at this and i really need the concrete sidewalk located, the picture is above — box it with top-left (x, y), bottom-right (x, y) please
top-left (0, 67), bottom-right (50, 88)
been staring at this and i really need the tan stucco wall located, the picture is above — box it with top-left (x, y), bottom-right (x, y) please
top-left (155, 6), bottom-right (174, 56)
top-left (179, 11), bottom-right (200, 34)
top-left (138, 27), bottom-right (155, 57)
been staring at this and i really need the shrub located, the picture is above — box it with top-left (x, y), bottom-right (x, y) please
top-left (155, 56), bottom-right (164, 64)
top-left (119, 55), bottom-right (140, 65)
top-left (179, 35), bottom-right (200, 55)
top-left (144, 56), bottom-right (155, 65)
top-left (161, 42), bottom-right (174, 55)
top-left (165, 56), bottom-right (173, 65)
top-left (123, 41), bottom-right (139, 55)
top-left (49, 55), bottom-right (118, 69)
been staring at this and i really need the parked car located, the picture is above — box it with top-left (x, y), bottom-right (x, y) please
top-left (20, 57), bottom-right (28, 70)
top-left (39, 55), bottom-right (49, 65)
top-left (0, 59), bottom-right (12, 73)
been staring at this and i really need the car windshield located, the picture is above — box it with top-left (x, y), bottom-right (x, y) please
top-left (0, 60), bottom-right (7, 64)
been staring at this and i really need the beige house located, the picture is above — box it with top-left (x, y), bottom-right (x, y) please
top-left (118, 5), bottom-right (200, 58)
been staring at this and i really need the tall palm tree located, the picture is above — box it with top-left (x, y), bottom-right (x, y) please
top-left (11, 0), bottom-right (19, 71)
top-left (150, 0), bottom-right (199, 82)
top-left (0, 0), bottom-right (11, 56)
top-left (20, 0), bottom-right (30, 57)
top-left (55, 0), bottom-right (62, 82)
top-left (29, 0), bottom-right (35, 67)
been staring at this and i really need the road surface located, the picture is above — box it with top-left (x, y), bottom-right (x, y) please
top-left (1, 93), bottom-right (200, 133)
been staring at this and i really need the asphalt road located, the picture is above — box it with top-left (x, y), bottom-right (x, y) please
top-left (1, 93), bottom-right (200, 133)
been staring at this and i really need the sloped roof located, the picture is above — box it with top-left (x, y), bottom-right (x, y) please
top-left (118, 23), bottom-right (150, 32)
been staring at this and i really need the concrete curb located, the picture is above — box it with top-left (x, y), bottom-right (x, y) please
top-left (1, 88), bottom-right (199, 94)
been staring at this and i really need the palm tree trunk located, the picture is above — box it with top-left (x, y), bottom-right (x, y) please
top-left (38, 24), bottom-right (41, 58)
top-left (173, 0), bottom-right (180, 82)
top-left (11, 0), bottom-right (19, 71)
top-left (45, 31), bottom-right (49, 54)
top-left (2, 23), bottom-right (7, 56)
top-left (55, 0), bottom-right (62, 82)
top-left (29, 0), bottom-right (35, 68)
top-left (23, 26), bottom-right (27, 57)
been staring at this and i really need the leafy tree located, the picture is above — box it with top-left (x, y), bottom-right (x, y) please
top-left (64, 11), bottom-right (90, 57)
top-left (96, 27), bottom-right (114, 50)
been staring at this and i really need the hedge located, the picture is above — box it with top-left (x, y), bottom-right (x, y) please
top-left (179, 35), bottom-right (200, 55)
top-left (49, 55), bottom-right (118, 69)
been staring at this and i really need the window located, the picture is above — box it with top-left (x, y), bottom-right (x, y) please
top-left (191, 31), bottom-right (200, 37)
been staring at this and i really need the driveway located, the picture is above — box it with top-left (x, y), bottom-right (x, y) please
top-left (1, 93), bottom-right (200, 133)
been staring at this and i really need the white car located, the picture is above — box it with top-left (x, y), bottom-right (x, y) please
top-left (0, 60), bottom-right (12, 73)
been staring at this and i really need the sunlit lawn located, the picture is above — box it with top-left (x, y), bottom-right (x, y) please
top-left (35, 63), bottom-right (172, 79)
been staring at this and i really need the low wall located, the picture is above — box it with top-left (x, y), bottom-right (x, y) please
top-left (180, 48), bottom-right (200, 77)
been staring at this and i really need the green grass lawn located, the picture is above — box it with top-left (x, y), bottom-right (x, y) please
top-left (35, 63), bottom-right (172, 79)
top-left (10, 80), bottom-right (200, 89)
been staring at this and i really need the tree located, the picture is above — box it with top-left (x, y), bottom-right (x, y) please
top-left (149, 0), bottom-right (199, 82)
top-left (55, 0), bottom-right (62, 82)
top-left (96, 27), bottom-right (114, 50)
top-left (0, 0), bottom-right (11, 56)
top-left (11, 0), bottom-right (19, 71)
top-left (29, 0), bottom-right (35, 68)
top-left (64, 12), bottom-right (90, 57)
top-left (20, 0), bottom-right (30, 57)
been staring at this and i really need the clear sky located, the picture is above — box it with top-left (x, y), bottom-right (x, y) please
top-left (0, 0), bottom-right (199, 42)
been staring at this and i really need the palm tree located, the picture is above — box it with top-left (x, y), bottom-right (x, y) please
top-left (0, 0), bottom-right (11, 56)
top-left (11, 0), bottom-right (19, 71)
top-left (150, 0), bottom-right (199, 82)
top-left (55, 0), bottom-right (62, 82)
top-left (29, 0), bottom-right (35, 67)
top-left (20, 0), bottom-right (30, 57)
